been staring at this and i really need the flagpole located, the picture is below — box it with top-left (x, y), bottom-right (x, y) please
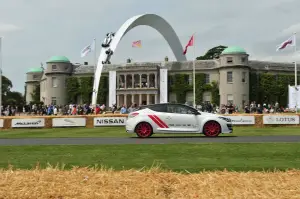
top-left (193, 33), bottom-right (196, 108)
top-left (94, 38), bottom-right (97, 75)
top-left (294, 32), bottom-right (298, 113)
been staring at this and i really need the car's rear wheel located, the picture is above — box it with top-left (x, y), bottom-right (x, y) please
top-left (203, 121), bottom-right (221, 137)
top-left (135, 122), bottom-right (153, 138)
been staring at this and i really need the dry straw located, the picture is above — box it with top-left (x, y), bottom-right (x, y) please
top-left (0, 164), bottom-right (300, 199)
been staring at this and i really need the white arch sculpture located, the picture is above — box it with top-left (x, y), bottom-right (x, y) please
top-left (92, 13), bottom-right (187, 106)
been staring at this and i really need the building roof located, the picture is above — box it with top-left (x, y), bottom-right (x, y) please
top-left (249, 60), bottom-right (296, 72)
top-left (27, 67), bottom-right (43, 73)
top-left (46, 56), bottom-right (70, 63)
top-left (221, 46), bottom-right (247, 55)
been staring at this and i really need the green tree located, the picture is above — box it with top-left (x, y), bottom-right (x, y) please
top-left (196, 45), bottom-right (227, 60)
top-left (0, 75), bottom-right (25, 106)
top-left (5, 91), bottom-right (25, 106)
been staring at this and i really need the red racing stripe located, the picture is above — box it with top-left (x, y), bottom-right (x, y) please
top-left (152, 115), bottom-right (169, 128)
top-left (148, 115), bottom-right (165, 128)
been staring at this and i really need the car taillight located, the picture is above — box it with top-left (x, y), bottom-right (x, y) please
top-left (128, 112), bottom-right (139, 118)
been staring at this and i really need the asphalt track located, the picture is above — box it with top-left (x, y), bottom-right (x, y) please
top-left (0, 135), bottom-right (300, 146)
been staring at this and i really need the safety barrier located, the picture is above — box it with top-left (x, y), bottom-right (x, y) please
top-left (0, 114), bottom-right (299, 129)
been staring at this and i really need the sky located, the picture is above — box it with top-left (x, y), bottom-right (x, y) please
top-left (1, 0), bottom-right (300, 93)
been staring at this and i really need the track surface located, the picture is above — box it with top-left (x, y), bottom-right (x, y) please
top-left (0, 136), bottom-right (300, 146)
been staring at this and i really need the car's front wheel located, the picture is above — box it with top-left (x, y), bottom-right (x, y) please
top-left (203, 121), bottom-right (221, 137)
top-left (135, 122), bottom-right (153, 138)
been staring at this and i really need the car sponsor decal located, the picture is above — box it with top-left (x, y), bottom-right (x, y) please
top-left (148, 115), bottom-right (169, 128)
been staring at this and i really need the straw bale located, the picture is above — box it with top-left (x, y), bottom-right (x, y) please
top-left (0, 167), bottom-right (299, 199)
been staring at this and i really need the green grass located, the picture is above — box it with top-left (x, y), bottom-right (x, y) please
top-left (0, 126), bottom-right (299, 138)
top-left (1, 143), bottom-right (300, 172)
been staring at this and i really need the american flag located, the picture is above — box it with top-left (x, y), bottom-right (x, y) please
top-left (132, 40), bottom-right (142, 48)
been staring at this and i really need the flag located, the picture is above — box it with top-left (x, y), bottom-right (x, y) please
top-left (132, 40), bottom-right (142, 48)
top-left (81, 39), bottom-right (96, 57)
top-left (183, 35), bottom-right (194, 55)
top-left (276, 35), bottom-right (296, 51)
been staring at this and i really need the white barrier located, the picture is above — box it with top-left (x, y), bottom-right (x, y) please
top-left (0, 119), bottom-right (3, 128)
top-left (94, 117), bottom-right (127, 126)
top-left (52, 118), bottom-right (86, 127)
top-left (225, 116), bottom-right (255, 125)
top-left (11, 118), bottom-right (45, 128)
top-left (263, 115), bottom-right (300, 124)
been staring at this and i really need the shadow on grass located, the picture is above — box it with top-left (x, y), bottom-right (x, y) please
top-left (129, 135), bottom-right (238, 139)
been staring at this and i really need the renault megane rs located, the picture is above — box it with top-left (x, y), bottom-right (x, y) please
top-left (125, 103), bottom-right (233, 138)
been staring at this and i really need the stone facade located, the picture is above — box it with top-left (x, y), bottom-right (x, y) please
top-left (25, 47), bottom-right (298, 108)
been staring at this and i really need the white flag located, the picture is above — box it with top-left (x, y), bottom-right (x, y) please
top-left (80, 39), bottom-right (95, 57)
top-left (276, 35), bottom-right (296, 51)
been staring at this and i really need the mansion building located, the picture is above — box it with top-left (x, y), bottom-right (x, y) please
top-left (25, 46), bottom-right (297, 108)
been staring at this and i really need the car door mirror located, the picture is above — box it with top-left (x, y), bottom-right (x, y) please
top-left (193, 111), bottom-right (200, 115)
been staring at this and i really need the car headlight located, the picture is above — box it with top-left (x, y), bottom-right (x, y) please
top-left (218, 117), bottom-right (231, 122)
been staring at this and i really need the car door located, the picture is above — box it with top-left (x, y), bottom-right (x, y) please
top-left (164, 104), bottom-right (200, 132)
top-left (143, 104), bottom-right (171, 131)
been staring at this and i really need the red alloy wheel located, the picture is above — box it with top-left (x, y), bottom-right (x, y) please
top-left (135, 122), bottom-right (153, 138)
top-left (203, 121), bottom-right (221, 137)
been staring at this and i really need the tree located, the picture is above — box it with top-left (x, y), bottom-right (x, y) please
top-left (2, 75), bottom-right (13, 96)
top-left (5, 91), bottom-right (25, 107)
top-left (0, 75), bottom-right (25, 106)
top-left (196, 45), bottom-right (227, 60)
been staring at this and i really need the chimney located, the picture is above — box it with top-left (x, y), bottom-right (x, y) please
top-left (84, 62), bottom-right (88, 65)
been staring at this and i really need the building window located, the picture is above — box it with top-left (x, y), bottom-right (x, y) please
top-left (188, 74), bottom-right (192, 85)
top-left (241, 57), bottom-right (246, 62)
top-left (227, 57), bottom-right (233, 63)
top-left (227, 71), bottom-right (233, 83)
top-left (33, 75), bottom-right (37, 79)
top-left (51, 97), bottom-right (57, 105)
top-left (52, 65), bottom-right (57, 70)
top-left (65, 65), bottom-right (68, 70)
top-left (227, 94), bottom-right (233, 105)
top-left (204, 74), bottom-right (210, 84)
top-left (242, 72), bottom-right (246, 82)
top-left (52, 77), bottom-right (58, 87)
top-left (242, 94), bottom-right (247, 106)
top-left (203, 93), bottom-right (211, 103)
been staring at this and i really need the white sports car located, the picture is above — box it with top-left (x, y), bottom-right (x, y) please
top-left (125, 103), bottom-right (233, 138)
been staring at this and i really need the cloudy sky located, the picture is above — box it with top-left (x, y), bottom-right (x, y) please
top-left (1, 0), bottom-right (300, 92)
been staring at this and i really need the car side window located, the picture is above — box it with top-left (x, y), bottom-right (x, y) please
top-left (146, 104), bottom-right (167, 112)
top-left (167, 105), bottom-right (196, 114)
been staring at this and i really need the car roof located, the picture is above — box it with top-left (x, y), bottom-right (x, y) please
top-left (139, 103), bottom-right (194, 108)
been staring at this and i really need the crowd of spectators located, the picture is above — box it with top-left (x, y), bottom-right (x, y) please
top-left (0, 101), bottom-right (298, 116)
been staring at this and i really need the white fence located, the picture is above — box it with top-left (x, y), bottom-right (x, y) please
top-left (2, 115), bottom-right (300, 129)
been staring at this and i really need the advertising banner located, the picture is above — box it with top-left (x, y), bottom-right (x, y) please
top-left (11, 118), bottom-right (45, 128)
top-left (263, 115), bottom-right (299, 124)
top-left (52, 118), bottom-right (86, 127)
top-left (225, 116), bottom-right (255, 125)
top-left (94, 117), bottom-right (127, 126)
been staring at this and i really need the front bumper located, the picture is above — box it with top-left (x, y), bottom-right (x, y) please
top-left (125, 121), bottom-right (135, 133)
top-left (226, 123), bottom-right (233, 133)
